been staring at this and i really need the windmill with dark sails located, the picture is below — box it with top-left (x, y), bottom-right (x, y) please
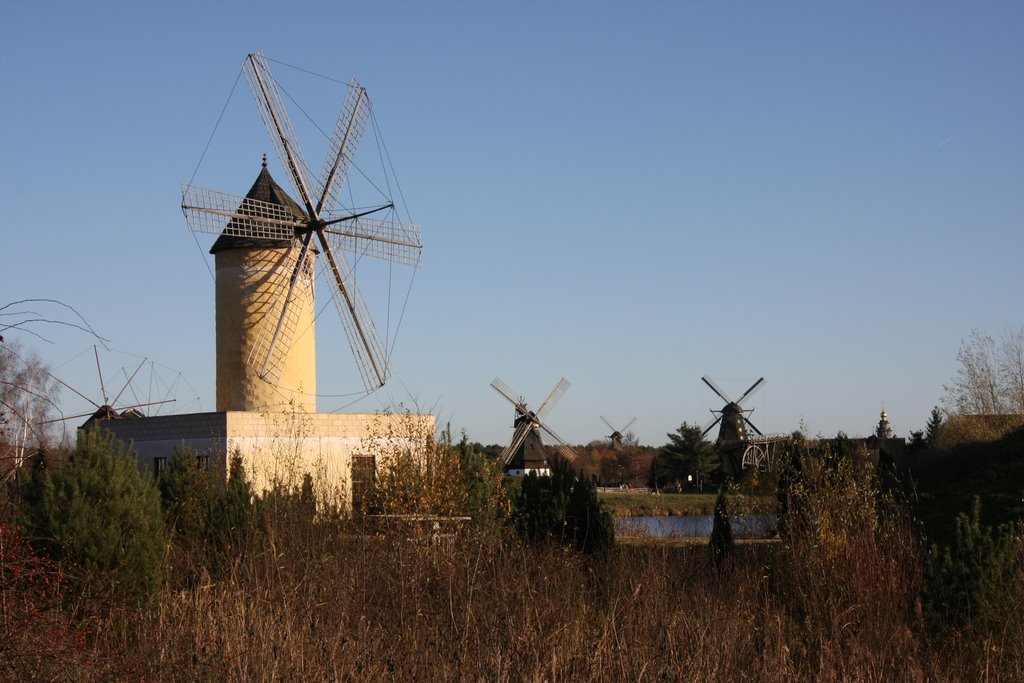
top-left (491, 377), bottom-right (578, 476)
top-left (701, 375), bottom-right (765, 478)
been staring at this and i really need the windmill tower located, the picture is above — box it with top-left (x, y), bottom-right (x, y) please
top-left (600, 416), bottom-right (636, 451)
top-left (701, 375), bottom-right (765, 478)
top-left (491, 377), bottom-right (578, 476)
top-left (182, 52), bottom-right (422, 412)
top-left (95, 51), bottom-right (432, 506)
top-left (207, 156), bottom-right (318, 412)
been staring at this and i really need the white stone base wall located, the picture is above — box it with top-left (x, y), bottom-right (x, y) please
top-left (96, 410), bottom-right (435, 507)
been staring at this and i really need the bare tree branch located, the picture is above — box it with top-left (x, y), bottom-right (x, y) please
top-left (944, 327), bottom-right (1024, 416)
top-left (0, 298), bottom-right (109, 348)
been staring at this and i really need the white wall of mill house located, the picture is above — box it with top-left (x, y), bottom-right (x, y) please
top-left (96, 410), bottom-right (435, 507)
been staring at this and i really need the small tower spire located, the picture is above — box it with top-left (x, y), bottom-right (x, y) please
top-left (875, 407), bottom-right (893, 439)
top-left (261, 153), bottom-right (268, 169)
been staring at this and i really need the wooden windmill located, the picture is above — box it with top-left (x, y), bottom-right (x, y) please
top-left (182, 52), bottom-right (422, 412)
top-left (701, 375), bottom-right (765, 478)
top-left (600, 416), bottom-right (637, 451)
top-left (491, 377), bottom-right (578, 476)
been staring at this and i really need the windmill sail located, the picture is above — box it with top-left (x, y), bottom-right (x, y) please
top-left (183, 52), bottom-right (423, 399)
top-left (491, 378), bottom-right (578, 473)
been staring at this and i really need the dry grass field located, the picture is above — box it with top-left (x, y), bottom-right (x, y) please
top-left (4, 430), bottom-right (1023, 681)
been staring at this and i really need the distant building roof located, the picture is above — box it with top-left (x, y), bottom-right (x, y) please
top-left (210, 159), bottom-right (308, 253)
top-left (78, 404), bottom-right (143, 431)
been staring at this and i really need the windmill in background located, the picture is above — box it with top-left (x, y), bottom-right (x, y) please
top-left (42, 347), bottom-right (178, 430)
top-left (491, 377), bottom-right (578, 476)
top-left (600, 416), bottom-right (637, 451)
top-left (701, 375), bottom-right (765, 478)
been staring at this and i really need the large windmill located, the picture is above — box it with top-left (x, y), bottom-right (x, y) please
top-left (701, 375), bottom-right (765, 478)
top-left (182, 52), bottom-right (422, 412)
top-left (600, 416), bottom-right (637, 451)
top-left (491, 377), bottom-right (578, 476)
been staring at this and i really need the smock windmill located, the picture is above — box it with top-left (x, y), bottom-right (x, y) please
top-left (600, 416), bottom-right (637, 451)
top-left (701, 375), bottom-right (764, 478)
top-left (491, 377), bottom-right (578, 476)
top-left (182, 52), bottom-right (422, 412)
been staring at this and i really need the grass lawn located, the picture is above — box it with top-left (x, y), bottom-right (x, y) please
top-left (598, 490), bottom-right (774, 517)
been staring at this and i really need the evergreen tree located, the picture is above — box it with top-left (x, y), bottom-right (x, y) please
top-left (455, 431), bottom-right (511, 534)
top-left (650, 422), bottom-right (717, 490)
top-left (211, 451), bottom-right (256, 548)
top-left (158, 445), bottom-right (214, 539)
top-left (709, 486), bottom-right (734, 569)
top-left (923, 496), bottom-right (1019, 633)
top-left (924, 406), bottom-right (944, 448)
top-left (907, 430), bottom-right (927, 454)
top-left (20, 427), bottom-right (165, 603)
top-left (512, 458), bottom-right (614, 554)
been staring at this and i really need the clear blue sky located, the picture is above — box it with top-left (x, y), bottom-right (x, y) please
top-left (3, 1), bottom-right (1022, 446)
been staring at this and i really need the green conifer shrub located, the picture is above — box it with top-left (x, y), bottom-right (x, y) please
top-left (709, 486), bottom-right (734, 569)
top-left (512, 458), bottom-right (614, 554)
top-left (210, 451), bottom-right (257, 549)
top-left (158, 445), bottom-right (214, 540)
top-left (20, 427), bottom-right (165, 605)
top-left (923, 496), bottom-right (1021, 634)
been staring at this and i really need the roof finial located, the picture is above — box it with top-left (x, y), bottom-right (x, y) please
top-left (261, 153), bottom-right (268, 169)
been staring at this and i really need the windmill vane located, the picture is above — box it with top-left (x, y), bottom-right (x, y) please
top-left (181, 52), bottom-right (423, 410)
top-left (491, 377), bottom-right (577, 476)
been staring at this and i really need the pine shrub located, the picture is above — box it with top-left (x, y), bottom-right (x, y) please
top-left (19, 427), bottom-right (165, 605)
top-left (512, 459), bottom-right (614, 554)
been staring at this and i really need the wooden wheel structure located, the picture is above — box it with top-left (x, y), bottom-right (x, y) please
top-left (741, 434), bottom-right (790, 472)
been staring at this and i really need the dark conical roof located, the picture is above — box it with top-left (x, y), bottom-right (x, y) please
top-left (210, 159), bottom-right (308, 253)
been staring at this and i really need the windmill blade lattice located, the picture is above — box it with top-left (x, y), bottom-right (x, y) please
top-left (538, 422), bottom-right (578, 462)
top-left (701, 375), bottom-right (732, 404)
top-left (243, 52), bottom-right (317, 210)
top-left (318, 232), bottom-right (391, 389)
top-left (537, 377), bottom-right (570, 418)
top-left (246, 241), bottom-right (316, 382)
top-left (500, 422), bottom-right (533, 466)
top-left (182, 186), bottom-right (303, 240)
top-left (601, 416), bottom-right (636, 434)
top-left (316, 77), bottom-right (370, 215)
top-left (323, 216), bottom-right (422, 267)
top-left (702, 414), bottom-right (722, 436)
top-left (182, 52), bottom-right (423, 394)
top-left (744, 415), bottom-right (763, 436)
top-left (490, 377), bottom-right (527, 412)
top-left (737, 377), bottom-right (765, 405)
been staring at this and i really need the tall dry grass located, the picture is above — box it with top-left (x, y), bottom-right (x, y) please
top-left (4, 431), bottom-right (1023, 681)
top-left (7, 503), bottom-right (1023, 680)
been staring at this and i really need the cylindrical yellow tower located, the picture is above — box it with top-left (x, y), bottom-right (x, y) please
top-left (212, 162), bottom-right (317, 413)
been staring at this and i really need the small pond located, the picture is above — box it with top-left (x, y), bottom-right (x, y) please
top-left (615, 514), bottom-right (776, 539)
